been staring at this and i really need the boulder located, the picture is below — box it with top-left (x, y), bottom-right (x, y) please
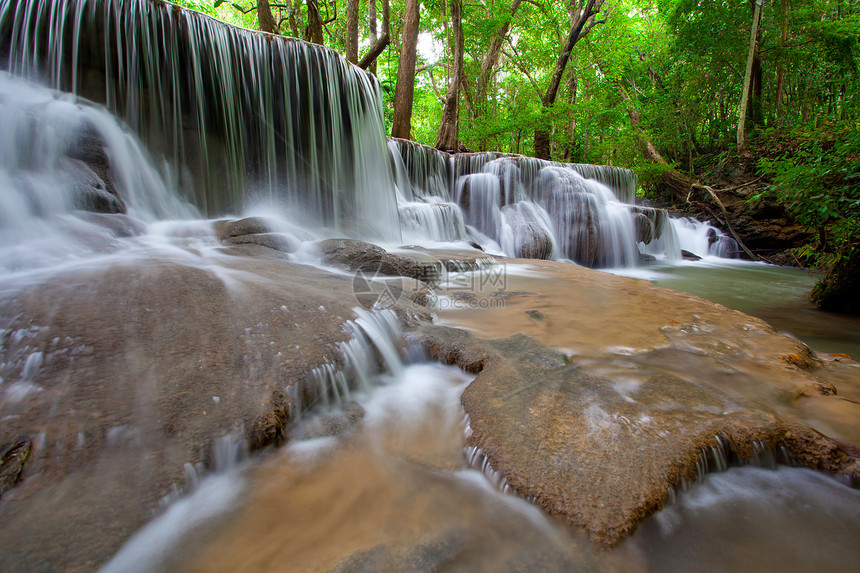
top-left (65, 123), bottom-right (126, 214)
top-left (413, 259), bottom-right (860, 546)
top-left (681, 249), bottom-right (702, 261)
top-left (810, 247), bottom-right (860, 315)
top-left (316, 239), bottom-right (443, 285)
top-left (213, 217), bottom-right (274, 240)
top-left (61, 156), bottom-right (127, 215)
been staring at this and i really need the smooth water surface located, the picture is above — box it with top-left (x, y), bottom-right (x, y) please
top-left (617, 259), bottom-right (860, 358)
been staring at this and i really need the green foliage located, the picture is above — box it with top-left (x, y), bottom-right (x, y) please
top-left (756, 123), bottom-right (860, 264)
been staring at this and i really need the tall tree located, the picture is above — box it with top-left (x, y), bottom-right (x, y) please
top-left (473, 0), bottom-right (524, 110)
top-left (738, 0), bottom-right (764, 148)
top-left (256, 0), bottom-right (279, 34)
top-left (359, 0), bottom-right (390, 70)
top-left (534, 0), bottom-right (607, 159)
top-left (392, 0), bottom-right (421, 139)
top-left (304, 0), bottom-right (324, 45)
top-left (346, 0), bottom-right (360, 63)
top-left (435, 0), bottom-right (465, 150)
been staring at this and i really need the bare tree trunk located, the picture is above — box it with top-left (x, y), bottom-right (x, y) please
top-left (257, 0), bottom-right (279, 34)
top-left (563, 71), bottom-right (577, 161)
top-left (346, 0), bottom-right (359, 63)
top-left (738, 0), bottom-right (763, 149)
top-left (534, 0), bottom-right (606, 159)
top-left (392, 0), bottom-right (420, 139)
top-left (775, 0), bottom-right (789, 118)
top-left (304, 0), bottom-right (324, 45)
top-left (435, 0), bottom-right (464, 151)
top-left (473, 0), bottom-right (523, 108)
top-left (368, 0), bottom-right (378, 74)
top-left (359, 0), bottom-right (390, 70)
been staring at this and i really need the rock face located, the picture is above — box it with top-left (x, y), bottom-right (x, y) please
top-left (0, 249), bottom-right (417, 571)
top-left (65, 125), bottom-right (127, 215)
top-left (810, 248), bottom-right (860, 315)
top-left (418, 259), bottom-right (860, 546)
top-left (316, 238), bottom-right (444, 284)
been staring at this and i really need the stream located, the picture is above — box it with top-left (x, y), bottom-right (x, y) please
top-left (615, 258), bottom-right (860, 359)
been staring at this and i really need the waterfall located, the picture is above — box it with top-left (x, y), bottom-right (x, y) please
top-left (671, 217), bottom-right (740, 259)
top-left (0, 0), bottom-right (400, 242)
top-left (389, 140), bottom-right (672, 267)
top-left (2, 0), bottom-right (681, 268)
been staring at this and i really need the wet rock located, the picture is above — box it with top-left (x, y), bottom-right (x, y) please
top-left (61, 156), bottom-right (127, 215)
top-left (501, 204), bottom-right (554, 260)
top-left (411, 259), bottom-right (860, 547)
top-left (0, 252), bottom-right (414, 571)
top-left (224, 232), bottom-right (297, 253)
top-left (316, 239), bottom-right (443, 284)
top-left (433, 328), bottom-right (860, 546)
top-left (213, 216), bottom-right (274, 240)
top-left (0, 440), bottom-right (31, 499)
top-left (810, 248), bottom-right (860, 315)
top-left (681, 249), bottom-right (702, 261)
top-left (524, 309), bottom-right (545, 321)
top-left (65, 123), bottom-right (126, 213)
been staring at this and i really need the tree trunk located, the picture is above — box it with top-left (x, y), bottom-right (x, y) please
top-left (738, 0), bottom-right (763, 149)
top-left (473, 0), bottom-right (524, 109)
top-left (359, 0), bottom-right (390, 70)
top-left (434, 0), bottom-right (464, 151)
top-left (346, 0), bottom-right (359, 64)
top-left (304, 0), bottom-right (324, 45)
top-left (775, 0), bottom-right (789, 117)
top-left (391, 0), bottom-right (420, 139)
top-left (563, 71), bottom-right (577, 161)
top-left (368, 0), bottom-right (377, 74)
top-left (257, 0), bottom-right (279, 34)
top-left (534, 0), bottom-right (606, 159)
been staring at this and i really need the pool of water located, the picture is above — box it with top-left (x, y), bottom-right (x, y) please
top-left (612, 258), bottom-right (860, 359)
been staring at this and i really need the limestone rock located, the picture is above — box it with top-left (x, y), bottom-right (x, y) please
top-left (316, 239), bottom-right (443, 284)
top-left (0, 252), bottom-right (394, 571)
top-left (681, 249), bottom-right (702, 261)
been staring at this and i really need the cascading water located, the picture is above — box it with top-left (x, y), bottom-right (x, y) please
top-left (0, 0), bottom-right (731, 268)
top-left (0, 70), bottom-right (196, 272)
top-left (671, 216), bottom-right (740, 259)
top-left (0, 0), bottom-right (400, 242)
top-left (389, 139), bottom-right (674, 266)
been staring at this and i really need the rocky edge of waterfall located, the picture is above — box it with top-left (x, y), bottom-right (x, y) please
top-left (2, 220), bottom-right (859, 569)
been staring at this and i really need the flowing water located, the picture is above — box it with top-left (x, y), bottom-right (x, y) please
top-left (94, 305), bottom-right (860, 573)
top-left (612, 258), bottom-right (860, 359)
top-left (1, 1), bottom-right (859, 571)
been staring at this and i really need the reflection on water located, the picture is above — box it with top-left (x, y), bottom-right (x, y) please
top-left (616, 259), bottom-right (860, 358)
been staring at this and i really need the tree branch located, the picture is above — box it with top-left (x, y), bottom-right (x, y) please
top-left (358, 33), bottom-right (391, 69)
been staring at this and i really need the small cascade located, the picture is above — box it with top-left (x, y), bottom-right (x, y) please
top-left (310, 307), bottom-right (404, 409)
top-left (636, 209), bottom-right (681, 262)
top-left (387, 139), bottom-right (673, 266)
top-left (671, 217), bottom-right (740, 259)
top-left (1, 0), bottom-right (400, 242)
top-left (0, 70), bottom-right (196, 272)
top-left (399, 199), bottom-right (467, 243)
top-left (387, 138), bottom-right (451, 201)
